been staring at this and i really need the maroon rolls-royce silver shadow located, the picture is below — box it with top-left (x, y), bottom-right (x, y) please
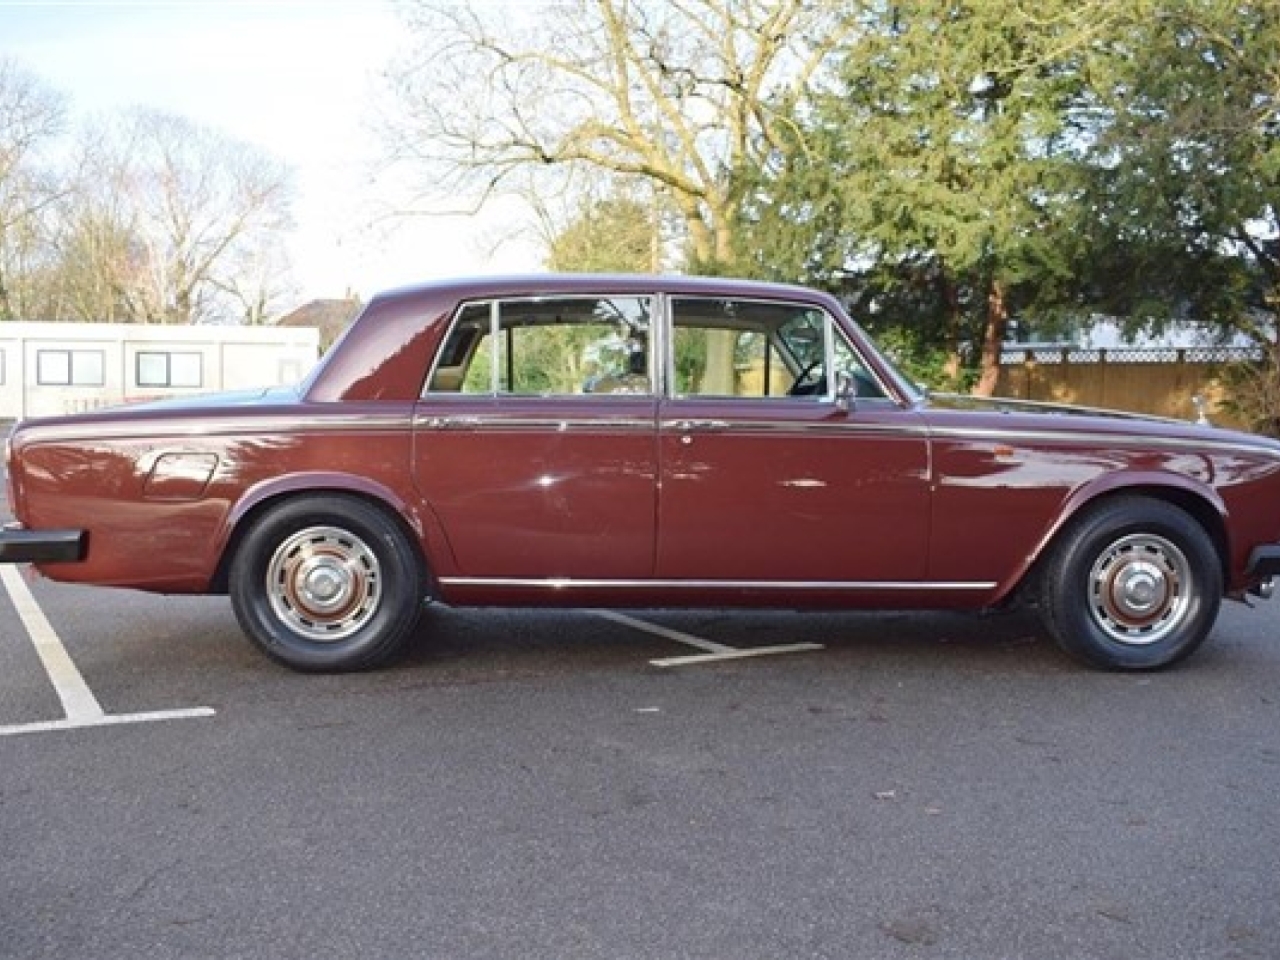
top-left (4, 275), bottom-right (1279, 671)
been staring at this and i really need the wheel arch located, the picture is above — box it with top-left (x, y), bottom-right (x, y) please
top-left (998, 475), bottom-right (1230, 605)
top-left (209, 474), bottom-right (434, 596)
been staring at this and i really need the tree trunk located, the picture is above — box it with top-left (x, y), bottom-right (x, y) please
top-left (972, 279), bottom-right (1008, 397)
top-left (938, 267), bottom-right (963, 388)
top-left (712, 219), bottom-right (736, 275)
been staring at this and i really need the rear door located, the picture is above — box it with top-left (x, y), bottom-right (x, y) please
top-left (412, 294), bottom-right (658, 579)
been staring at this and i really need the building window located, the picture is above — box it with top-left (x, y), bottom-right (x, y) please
top-left (136, 351), bottom-right (203, 388)
top-left (37, 349), bottom-right (105, 387)
top-left (278, 358), bottom-right (303, 384)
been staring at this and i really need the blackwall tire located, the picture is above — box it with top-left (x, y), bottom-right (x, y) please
top-left (1039, 497), bottom-right (1222, 670)
top-left (229, 494), bottom-right (425, 672)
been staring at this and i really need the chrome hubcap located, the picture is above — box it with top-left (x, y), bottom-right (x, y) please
top-left (1088, 533), bottom-right (1191, 646)
top-left (266, 526), bottom-right (381, 642)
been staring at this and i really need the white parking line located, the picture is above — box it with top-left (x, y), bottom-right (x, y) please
top-left (593, 609), bottom-right (823, 667)
top-left (2, 566), bottom-right (105, 721)
top-left (594, 610), bottom-right (736, 654)
top-left (0, 567), bottom-right (215, 738)
top-left (649, 643), bottom-right (825, 668)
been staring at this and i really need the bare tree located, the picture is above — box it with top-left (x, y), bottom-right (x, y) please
top-left (0, 58), bottom-right (66, 319)
top-left (42, 120), bottom-right (146, 322)
top-left (386, 0), bottom-right (850, 272)
top-left (210, 225), bottom-right (296, 325)
top-left (58, 109), bottom-right (295, 324)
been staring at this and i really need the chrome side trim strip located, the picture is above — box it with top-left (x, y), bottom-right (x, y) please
top-left (416, 416), bottom-right (916, 435)
top-left (659, 416), bottom-right (925, 437)
top-left (415, 415), bottom-right (656, 432)
top-left (439, 577), bottom-right (996, 591)
top-left (926, 424), bottom-right (1280, 460)
top-left (20, 414), bottom-right (416, 444)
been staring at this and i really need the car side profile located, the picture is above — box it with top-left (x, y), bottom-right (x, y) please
top-left (3, 275), bottom-right (1280, 671)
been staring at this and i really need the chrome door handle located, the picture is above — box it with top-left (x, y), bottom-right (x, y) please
top-left (423, 415), bottom-right (481, 430)
top-left (672, 419), bottom-right (730, 432)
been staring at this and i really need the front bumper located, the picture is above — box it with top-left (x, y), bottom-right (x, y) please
top-left (1246, 545), bottom-right (1280, 579)
top-left (0, 524), bottom-right (86, 564)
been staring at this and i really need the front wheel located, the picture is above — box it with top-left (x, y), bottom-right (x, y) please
top-left (1039, 497), bottom-right (1222, 670)
top-left (229, 494), bottom-right (425, 671)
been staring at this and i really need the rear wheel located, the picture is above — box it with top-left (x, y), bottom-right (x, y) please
top-left (229, 494), bottom-right (425, 671)
top-left (1039, 497), bottom-right (1222, 670)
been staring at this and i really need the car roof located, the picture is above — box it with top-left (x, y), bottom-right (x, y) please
top-left (371, 273), bottom-right (834, 306)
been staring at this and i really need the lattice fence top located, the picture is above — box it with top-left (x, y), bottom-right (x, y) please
top-left (1000, 346), bottom-right (1264, 365)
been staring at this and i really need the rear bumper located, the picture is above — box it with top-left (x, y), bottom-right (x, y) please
top-left (0, 525), bottom-right (86, 564)
top-left (1245, 544), bottom-right (1280, 579)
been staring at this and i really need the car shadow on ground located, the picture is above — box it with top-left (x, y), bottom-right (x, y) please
top-left (397, 604), bottom-right (1070, 675)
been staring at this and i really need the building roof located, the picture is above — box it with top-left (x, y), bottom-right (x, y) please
top-left (275, 298), bottom-right (362, 350)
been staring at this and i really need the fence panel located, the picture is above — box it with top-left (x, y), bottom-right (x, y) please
top-left (996, 348), bottom-right (1261, 429)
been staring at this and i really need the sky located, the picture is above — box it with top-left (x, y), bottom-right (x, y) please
top-left (0, 0), bottom-right (542, 307)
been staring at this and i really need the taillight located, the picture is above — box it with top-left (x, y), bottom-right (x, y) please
top-left (3, 435), bottom-right (16, 515)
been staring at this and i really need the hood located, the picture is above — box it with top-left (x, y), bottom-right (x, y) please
top-left (923, 392), bottom-right (1193, 425)
top-left (921, 392), bottom-right (1280, 457)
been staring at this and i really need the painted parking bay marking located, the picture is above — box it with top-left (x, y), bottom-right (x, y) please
top-left (0, 567), bottom-right (215, 737)
top-left (593, 610), bottom-right (823, 667)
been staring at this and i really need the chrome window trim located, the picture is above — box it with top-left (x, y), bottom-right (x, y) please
top-left (665, 294), bottom-right (827, 402)
top-left (829, 321), bottom-right (899, 405)
top-left (424, 291), bottom-right (909, 408)
top-left (423, 293), bottom-right (659, 400)
top-left (421, 299), bottom-right (490, 398)
top-left (653, 292), bottom-right (671, 400)
top-left (488, 299), bottom-right (500, 397)
top-left (663, 294), bottom-right (901, 407)
top-left (823, 308), bottom-right (837, 403)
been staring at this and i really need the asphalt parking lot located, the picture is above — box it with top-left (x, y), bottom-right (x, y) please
top-left (3, 467), bottom-right (1279, 959)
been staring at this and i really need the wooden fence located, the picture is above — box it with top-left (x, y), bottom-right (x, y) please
top-left (996, 347), bottom-right (1261, 429)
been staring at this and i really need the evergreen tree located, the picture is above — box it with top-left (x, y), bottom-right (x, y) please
top-left (744, 1), bottom-right (1113, 392)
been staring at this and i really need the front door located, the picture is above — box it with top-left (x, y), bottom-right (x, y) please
top-left (655, 297), bottom-right (930, 585)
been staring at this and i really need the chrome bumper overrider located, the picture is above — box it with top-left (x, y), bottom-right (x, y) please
top-left (0, 524), bottom-right (86, 564)
top-left (1246, 545), bottom-right (1280, 578)
top-left (1245, 545), bottom-right (1280, 599)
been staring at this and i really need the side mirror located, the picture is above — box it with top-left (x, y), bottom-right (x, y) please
top-left (835, 370), bottom-right (856, 413)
